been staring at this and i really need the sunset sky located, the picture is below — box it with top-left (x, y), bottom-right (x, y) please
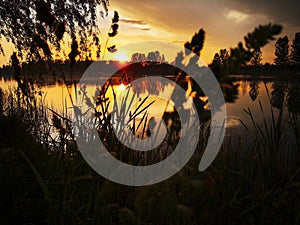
top-left (107, 0), bottom-right (300, 64)
top-left (0, 0), bottom-right (299, 66)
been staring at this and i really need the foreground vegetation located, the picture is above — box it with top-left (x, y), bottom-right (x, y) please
top-left (0, 78), bottom-right (299, 225)
top-left (0, 16), bottom-right (299, 224)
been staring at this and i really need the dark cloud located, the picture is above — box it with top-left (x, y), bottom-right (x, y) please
top-left (131, 27), bottom-right (151, 31)
top-left (225, 0), bottom-right (300, 26)
top-left (115, 0), bottom-right (300, 32)
top-left (173, 40), bottom-right (185, 44)
top-left (113, 0), bottom-right (300, 63)
top-left (119, 19), bottom-right (146, 25)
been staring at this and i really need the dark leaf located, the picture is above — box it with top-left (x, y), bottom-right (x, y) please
top-left (107, 45), bottom-right (117, 53)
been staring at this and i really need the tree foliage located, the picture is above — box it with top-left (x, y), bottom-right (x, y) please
top-left (209, 23), bottom-right (282, 76)
top-left (230, 24), bottom-right (282, 68)
top-left (210, 49), bottom-right (229, 78)
top-left (274, 36), bottom-right (290, 66)
top-left (0, 0), bottom-right (111, 62)
top-left (250, 48), bottom-right (262, 66)
top-left (147, 51), bottom-right (165, 62)
top-left (291, 32), bottom-right (300, 65)
top-left (244, 24), bottom-right (282, 51)
top-left (131, 53), bottom-right (146, 62)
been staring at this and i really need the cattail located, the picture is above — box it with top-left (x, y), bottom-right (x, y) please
top-left (112, 11), bottom-right (119, 23)
top-left (108, 24), bottom-right (119, 37)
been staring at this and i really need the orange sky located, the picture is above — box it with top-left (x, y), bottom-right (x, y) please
top-left (0, 0), bottom-right (299, 66)
top-left (108, 0), bottom-right (299, 64)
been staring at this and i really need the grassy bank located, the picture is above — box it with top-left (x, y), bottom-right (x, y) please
top-left (0, 83), bottom-right (299, 225)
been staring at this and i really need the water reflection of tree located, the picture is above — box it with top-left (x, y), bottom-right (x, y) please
top-left (249, 80), bottom-right (260, 101)
top-left (271, 82), bottom-right (285, 109)
top-left (220, 82), bottom-right (239, 103)
top-left (255, 80), bottom-right (300, 114)
top-left (287, 83), bottom-right (300, 113)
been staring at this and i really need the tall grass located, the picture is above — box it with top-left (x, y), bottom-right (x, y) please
top-left (216, 84), bottom-right (300, 225)
top-left (0, 80), bottom-right (299, 225)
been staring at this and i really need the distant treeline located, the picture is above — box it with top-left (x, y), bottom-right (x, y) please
top-left (1, 59), bottom-right (299, 85)
top-left (0, 60), bottom-right (180, 85)
top-left (235, 64), bottom-right (300, 76)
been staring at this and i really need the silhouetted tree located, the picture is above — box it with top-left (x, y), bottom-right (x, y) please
top-left (210, 49), bottom-right (229, 78)
top-left (229, 42), bottom-right (253, 68)
top-left (229, 23), bottom-right (282, 70)
top-left (210, 53), bottom-right (222, 78)
top-left (212, 53), bottom-right (221, 65)
top-left (291, 32), bottom-right (300, 65)
top-left (274, 36), bottom-right (290, 66)
top-left (147, 51), bottom-right (162, 62)
top-left (250, 48), bottom-right (263, 66)
top-left (131, 53), bottom-right (146, 62)
top-left (0, 0), bottom-right (110, 61)
top-left (219, 49), bottom-right (230, 67)
top-left (209, 24), bottom-right (281, 75)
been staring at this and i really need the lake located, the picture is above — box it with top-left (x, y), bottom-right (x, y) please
top-left (1, 74), bottom-right (300, 148)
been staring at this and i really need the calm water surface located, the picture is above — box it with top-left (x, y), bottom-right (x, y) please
top-left (1, 75), bottom-right (300, 138)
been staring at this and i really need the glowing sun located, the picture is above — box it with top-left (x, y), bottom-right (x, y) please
top-left (113, 51), bottom-right (130, 62)
top-left (117, 83), bottom-right (127, 91)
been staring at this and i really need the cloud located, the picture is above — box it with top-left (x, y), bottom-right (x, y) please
top-left (113, 0), bottom-right (300, 36)
top-left (225, 0), bottom-right (300, 26)
top-left (227, 10), bottom-right (248, 23)
top-left (131, 27), bottom-right (151, 31)
top-left (173, 40), bottom-right (185, 44)
top-left (111, 0), bottom-right (300, 63)
top-left (112, 0), bottom-right (263, 46)
top-left (119, 19), bottom-right (146, 25)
